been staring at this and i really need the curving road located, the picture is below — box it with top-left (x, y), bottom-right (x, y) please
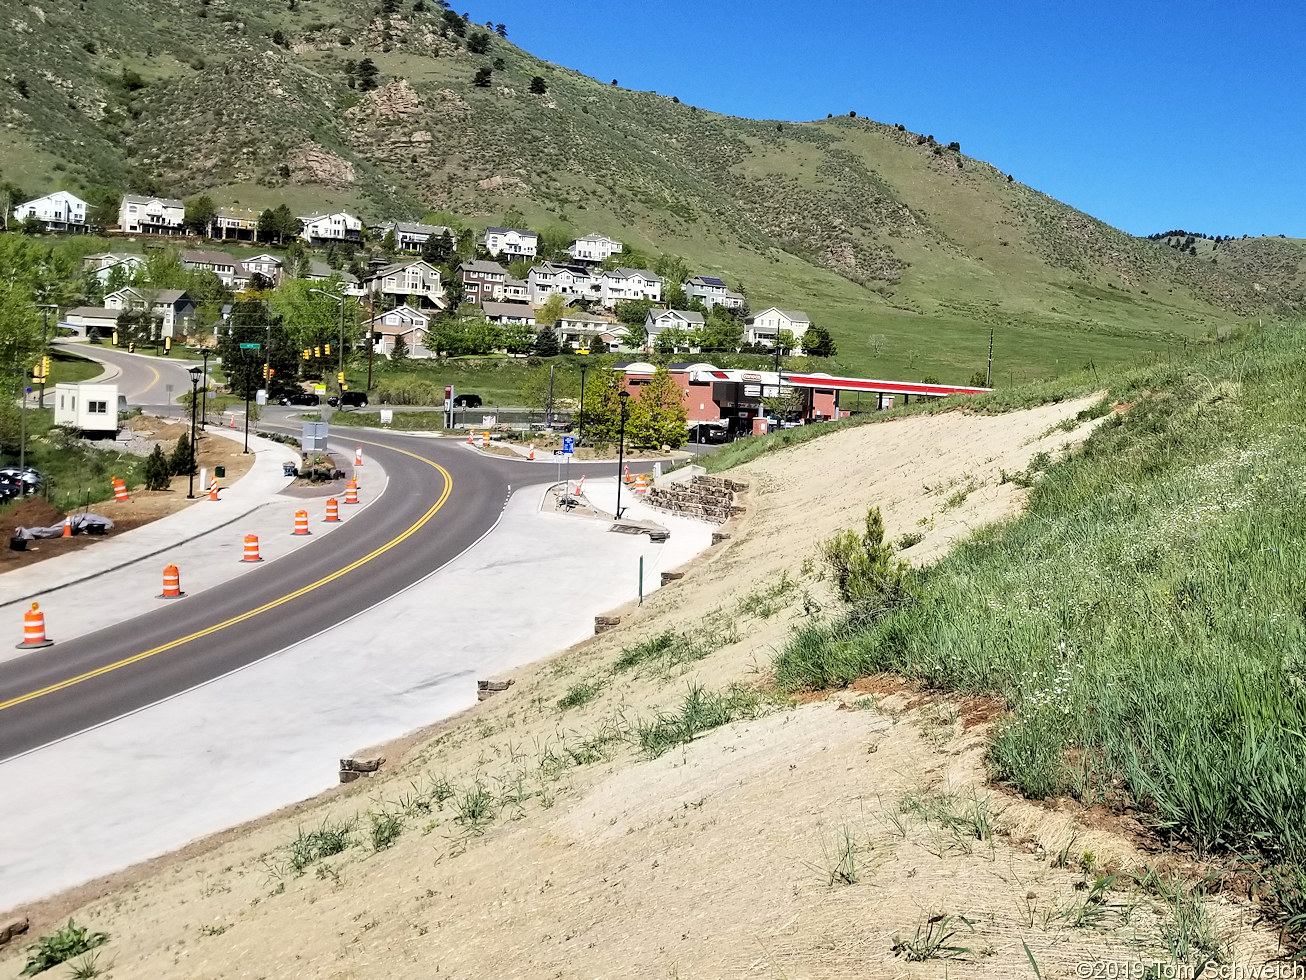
top-left (0, 429), bottom-right (634, 760)
top-left (56, 340), bottom-right (206, 411)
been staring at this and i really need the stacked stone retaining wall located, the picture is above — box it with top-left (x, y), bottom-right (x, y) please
top-left (646, 475), bottom-right (748, 524)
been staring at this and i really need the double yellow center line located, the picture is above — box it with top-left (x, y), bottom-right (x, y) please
top-left (0, 441), bottom-right (451, 713)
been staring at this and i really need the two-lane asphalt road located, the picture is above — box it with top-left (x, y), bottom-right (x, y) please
top-left (55, 340), bottom-right (204, 410)
top-left (0, 431), bottom-right (627, 760)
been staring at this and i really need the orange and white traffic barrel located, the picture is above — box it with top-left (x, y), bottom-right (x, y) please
top-left (325, 498), bottom-right (340, 522)
top-left (113, 478), bottom-right (129, 503)
top-left (292, 510), bottom-right (311, 535)
top-left (17, 602), bottom-right (53, 649)
top-left (344, 480), bottom-right (359, 505)
top-left (159, 564), bottom-right (185, 599)
top-left (242, 534), bottom-right (262, 562)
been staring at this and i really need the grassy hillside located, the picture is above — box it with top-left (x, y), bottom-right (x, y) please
top-left (0, 1), bottom-right (1296, 384)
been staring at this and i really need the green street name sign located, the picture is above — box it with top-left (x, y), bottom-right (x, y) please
top-left (239, 342), bottom-right (262, 350)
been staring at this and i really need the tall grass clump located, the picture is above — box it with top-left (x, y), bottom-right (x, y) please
top-left (772, 321), bottom-right (1306, 937)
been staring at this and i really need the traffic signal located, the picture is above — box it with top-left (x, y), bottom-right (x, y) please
top-left (262, 363), bottom-right (269, 380)
top-left (41, 356), bottom-right (50, 379)
top-left (324, 343), bottom-right (331, 356)
top-left (268, 367), bottom-right (275, 378)
top-left (129, 342), bottom-right (135, 354)
top-left (337, 371), bottom-right (345, 386)
top-left (314, 346), bottom-right (321, 358)
top-left (302, 348), bottom-right (310, 360)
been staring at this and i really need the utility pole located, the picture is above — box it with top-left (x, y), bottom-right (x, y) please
top-left (577, 363), bottom-right (588, 444)
top-left (986, 328), bottom-right (994, 387)
top-left (546, 363), bottom-right (555, 430)
top-left (36, 305), bottom-right (56, 409)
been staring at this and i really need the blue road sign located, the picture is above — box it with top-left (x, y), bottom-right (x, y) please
top-left (562, 436), bottom-right (574, 455)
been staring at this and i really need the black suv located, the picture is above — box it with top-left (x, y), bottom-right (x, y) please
top-left (327, 391), bottom-right (370, 409)
top-left (279, 390), bottom-right (321, 407)
top-left (452, 393), bottom-right (483, 408)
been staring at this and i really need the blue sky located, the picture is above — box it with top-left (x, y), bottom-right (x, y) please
top-left (477, 0), bottom-right (1304, 238)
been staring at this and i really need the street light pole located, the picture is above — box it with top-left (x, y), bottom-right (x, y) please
top-left (578, 363), bottom-right (588, 445)
top-left (615, 389), bottom-right (630, 519)
top-left (201, 347), bottom-right (210, 429)
top-left (243, 349), bottom-right (252, 455)
top-left (37, 305), bottom-right (56, 409)
top-left (186, 367), bottom-right (201, 498)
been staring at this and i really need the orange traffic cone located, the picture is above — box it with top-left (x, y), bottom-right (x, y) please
top-left (623, 465), bottom-right (632, 484)
top-left (159, 564), bottom-right (185, 599)
top-left (61, 515), bottom-right (72, 538)
top-left (209, 478), bottom-right (220, 501)
top-left (355, 447), bottom-right (363, 466)
top-left (528, 443), bottom-right (535, 460)
top-left (17, 602), bottom-right (53, 648)
top-left (467, 429), bottom-right (474, 445)
top-left (324, 497), bottom-right (340, 522)
top-left (481, 431), bottom-right (490, 448)
top-left (574, 474), bottom-right (586, 497)
top-left (229, 413), bottom-right (236, 429)
top-left (242, 534), bottom-right (263, 562)
top-left (292, 509), bottom-right (311, 535)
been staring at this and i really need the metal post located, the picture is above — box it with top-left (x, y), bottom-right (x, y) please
top-left (38, 306), bottom-right (51, 409)
top-left (366, 330), bottom-right (375, 390)
top-left (187, 371), bottom-right (199, 498)
top-left (986, 328), bottom-right (994, 387)
top-left (201, 348), bottom-right (209, 428)
top-left (19, 386), bottom-right (28, 472)
top-left (546, 364), bottom-right (555, 430)
top-left (638, 555), bottom-right (644, 606)
top-left (578, 364), bottom-right (587, 445)
top-left (615, 390), bottom-right (629, 519)
top-left (243, 351), bottom-right (252, 454)
top-left (338, 297), bottom-right (345, 397)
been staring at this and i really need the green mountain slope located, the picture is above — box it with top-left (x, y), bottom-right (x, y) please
top-left (0, 0), bottom-right (1295, 381)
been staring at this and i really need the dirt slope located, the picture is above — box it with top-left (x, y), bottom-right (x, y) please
top-left (0, 398), bottom-right (1277, 977)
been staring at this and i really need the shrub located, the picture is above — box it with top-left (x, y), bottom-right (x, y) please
top-left (21, 920), bottom-right (109, 976)
top-left (529, 75), bottom-right (546, 95)
top-left (168, 433), bottom-right (194, 477)
top-left (142, 444), bottom-right (170, 490)
top-left (821, 506), bottom-right (909, 608)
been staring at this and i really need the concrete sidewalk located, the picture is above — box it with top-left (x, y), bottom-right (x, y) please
top-left (0, 428), bottom-right (386, 656)
top-left (0, 479), bottom-right (714, 906)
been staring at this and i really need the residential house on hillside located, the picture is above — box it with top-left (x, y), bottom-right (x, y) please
top-left (481, 302), bottom-right (536, 326)
top-left (214, 207), bottom-right (260, 241)
top-left (482, 227), bottom-right (538, 258)
top-left (13, 191), bottom-right (88, 232)
top-left (364, 305), bottom-right (431, 357)
top-left (600, 268), bottom-right (662, 308)
top-left (104, 287), bottom-right (196, 338)
top-left (374, 220), bottom-right (453, 252)
top-left (82, 252), bottom-right (145, 284)
top-left (566, 233), bottom-right (623, 264)
top-left (118, 195), bottom-right (185, 235)
top-left (684, 275), bottom-right (745, 311)
top-left (238, 253), bottom-right (283, 286)
top-left (502, 277), bottom-right (528, 302)
top-left (181, 250), bottom-right (237, 286)
top-left (298, 211), bottom-right (362, 243)
top-left (746, 308), bottom-right (811, 349)
top-left (554, 311), bottom-right (615, 351)
top-left (527, 263), bottom-right (599, 305)
top-left (644, 309), bottom-right (704, 348)
top-left (459, 259), bottom-right (509, 303)
top-left (63, 306), bottom-right (119, 338)
top-left (363, 259), bottom-right (446, 310)
top-left (305, 261), bottom-right (361, 293)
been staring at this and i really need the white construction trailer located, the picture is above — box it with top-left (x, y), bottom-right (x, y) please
top-left (53, 382), bottom-right (123, 437)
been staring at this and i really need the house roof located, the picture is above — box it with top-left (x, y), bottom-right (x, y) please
top-left (481, 301), bottom-right (535, 318)
top-left (216, 206), bottom-right (260, 219)
top-left (558, 312), bottom-right (609, 325)
top-left (607, 267), bottom-right (661, 282)
top-left (377, 220), bottom-right (451, 237)
top-left (155, 290), bottom-right (191, 304)
top-left (369, 260), bottom-right (436, 280)
top-left (649, 309), bottom-right (704, 325)
top-left (121, 194), bottom-right (184, 208)
top-left (504, 277), bottom-right (527, 287)
top-left (460, 260), bottom-right (508, 275)
top-left (367, 305), bottom-right (429, 328)
top-left (244, 253), bottom-right (282, 265)
top-left (750, 307), bottom-right (810, 322)
top-left (21, 191), bottom-right (88, 207)
top-left (182, 250), bottom-right (237, 266)
top-left (484, 226), bottom-right (538, 237)
top-left (687, 275), bottom-right (727, 287)
top-left (65, 306), bottom-right (117, 318)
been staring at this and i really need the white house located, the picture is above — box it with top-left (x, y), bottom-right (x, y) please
top-left (374, 220), bottom-right (453, 252)
top-left (481, 302), bottom-right (536, 326)
top-left (527, 263), bottom-right (600, 305)
top-left (600, 268), bottom-right (662, 308)
top-left (502, 277), bottom-right (529, 302)
top-left (363, 259), bottom-right (446, 310)
top-left (298, 211), bottom-right (363, 243)
top-left (103, 287), bottom-right (196, 338)
top-left (118, 194), bottom-right (185, 234)
top-left (62, 306), bottom-right (119, 339)
top-left (13, 191), bottom-right (88, 232)
top-left (365, 305), bottom-right (431, 357)
top-left (214, 206), bottom-right (260, 240)
top-left (684, 275), bottom-right (745, 311)
top-left (746, 308), bottom-right (811, 349)
top-left (644, 309), bottom-right (704, 349)
top-left (566, 233), bottom-right (623, 264)
top-left (82, 252), bottom-right (145, 284)
top-left (554, 311), bottom-right (613, 351)
top-left (53, 382), bottom-right (121, 435)
top-left (482, 226), bottom-right (538, 258)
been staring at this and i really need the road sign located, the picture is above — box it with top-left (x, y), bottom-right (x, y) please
top-left (301, 420), bottom-right (328, 452)
top-left (553, 449), bottom-right (565, 456)
top-left (379, 409), bottom-right (393, 426)
top-left (562, 436), bottom-right (575, 456)
top-left (239, 342), bottom-right (262, 350)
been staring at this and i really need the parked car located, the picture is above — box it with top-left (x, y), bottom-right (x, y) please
top-left (688, 423), bottom-right (729, 445)
top-left (452, 393), bottom-right (483, 408)
top-left (327, 391), bottom-right (369, 409)
top-left (0, 466), bottom-right (44, 493)
top-left (279, 390), bottom-right (321, 407)
top-left (0, 480), bottom-right (23, 501)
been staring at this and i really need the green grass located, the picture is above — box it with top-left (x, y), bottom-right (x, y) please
top-left (20, 920), bottom-right (109, 977)
top-left (771, 320), bottom-right (1306, 940)
top-left (0, 409), bottom-right (153, 510)
top-left (634, 683), bottom-right (764, 758)
top-left (287, 818), bottom-right (355, 874)
top-left (557, 678), bottom-right (605, 711)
